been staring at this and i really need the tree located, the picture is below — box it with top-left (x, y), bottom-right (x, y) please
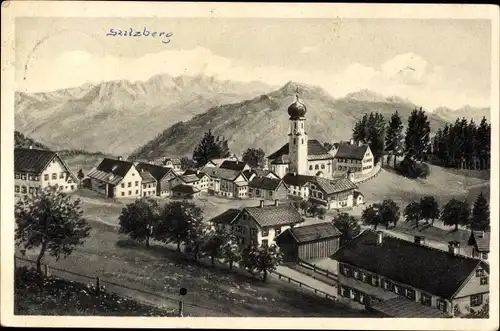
top-left (255, 244), bottom-right (284, 282)
top-left (470, 192), bottom-right (490, 231)
top-left (404, 201), bottom-right (421, 230)
top-left (361, 204), bottom-right (383, 230)
top-left (396, 155), bottom-right (430, 179)
top-left (299, 200), bottom-right (312, 216)
top-left (352, 114), bottom-right (368, 143)
top-left (352, 112), bottom-right (386, 164)
top-left (240, 245), bottom-right (260, 277)
top-left (242, 148), bottom-right (266, 168)
top-left (15, 186), bottom-right (91, 274)
top-left (156, 200), bottom-right (204, 251)
top-left (118, 197), bottom-right (160, 248)
top-left (185, 221), bottom-right (209, 260)
top-left (440, 199), bottom-right (471, 231)
top-left (308, 203), bottom-right (321, 218)
top-left (77, 169), bottom-right (85, 180)
top-left (380, 199), bottom-right (400, 229)
top-left (332, 212), bottom-right (361, 246)
top-left (385, 111), bottom-right (404, 168)
top-left (180, 157), bottom-right (197, 171)
top-left (192, 130), bottom-right (230, 167)
top-left (316, 207), bottom-right (327, 220)
top-left (220, 232), bottom-right (241, 270)
top-left (419, 196), bottom-right (439, 226)
top-left (404, 107), bottom-right (431, 161)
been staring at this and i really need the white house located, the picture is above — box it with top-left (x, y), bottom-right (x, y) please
top-left (329, 140), bottom-right (374, 175)
top-left (88, 157), bottom-right (142, 198)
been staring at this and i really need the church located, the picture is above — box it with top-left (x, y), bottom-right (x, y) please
top-left (266, 92), bottom-right (335, 179)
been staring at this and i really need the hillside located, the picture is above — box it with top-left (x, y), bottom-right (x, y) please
top-left (130, 81), bottom-right (450, 159)
top-left (15, 75), bottom-right (275, 156)
top-left (433, 106), bottom-right (490, 124)
top-left (14, 131), bottom-right (49, 150)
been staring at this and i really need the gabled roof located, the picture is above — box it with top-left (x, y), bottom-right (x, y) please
top-left (282, 173), bottom-right (314, 187)
top-left (164, 158), bottom-right (181, 165)
top-left (136, 162), bottom-right (174, 181)
top-left (312, 177), bottom-right (357, 195)
top-left (88, 158), bottom-right (135, 185)
top-left (219, 160), bottom-right (247, 171)
top-left (139, 170), bottom-right (156, 183)
top-left (244, 169), bottom-right (278, 180)
top-left (270, 155), bottom-right (291, 165)
top-left (334, 143), bottom-right (369, 160)
top-left (203, 167), bottom-right (244, 181)
top-left (267, 139), bottom-right (333, 161)
top-left (331, 230), bottom-right (486, 299)
top-left (15, 148), bottom-right (57, 174)
top-left (183, 169), bottom-right (208, 179)
top-left (468, 231), bottom-right (490, 252)
top-left (238, 203), bottom-right (304, 228)
top-left (209, 208), bottom-right (241, 225)
top-left (277, 222), bottom-right (341, 245)
top-left (248, 177), bottom-right (284, 191)
top-left (178, 174), bottom-right (200, 183)
top-left (171, 184), bottom-right (200, 194)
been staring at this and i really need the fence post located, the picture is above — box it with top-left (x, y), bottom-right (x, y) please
top-left (44, 264), bottom-right (49, 277)
top-left (95, 276), bottom-right (100, 295)
top-left (178, 300), bottom-right (184, 317)
top-left (313, 265), bottom-right (316, 272)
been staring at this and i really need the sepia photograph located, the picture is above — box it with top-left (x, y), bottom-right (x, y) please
top-left (1, 2), bottom-right (498, 329)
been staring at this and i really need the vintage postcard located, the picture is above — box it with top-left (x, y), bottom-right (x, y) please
top-left (1, 1), bottom-right (499, 329)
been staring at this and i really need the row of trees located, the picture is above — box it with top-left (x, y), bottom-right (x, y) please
top-left (352, 112), bottom-right (386, 164)
top-left (360, 199), bottom-right (401, 230)
top-left (432, 117), bottom-right (491, 170)
top-left (118, 198), bottom-right (283, 281)
top-left (404, 192), bottom-right (490, 231)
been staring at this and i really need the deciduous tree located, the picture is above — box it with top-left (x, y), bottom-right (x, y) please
top-left (440, 199), bottom-right (471, 231)
top-left (15, 186), bottom-right (91, 274)
top-left (361, 204), bottom-right (383, 230)
top-left (118, 197), bottom-right (160, 248)
top-left (220, 233), bottom-right (241, 270)
top-left (404, 201), bottom-right (421, 230)
top-left (332, 212), bottom-right (361, 246)
top-left (380, 199), bottom-right (400, 229)
top-left (419, 196), bottom-right (439, 226)
top-left (242, 148), bottom-right (266, 168)
top-left (255, 244), bottom-right (283, 282)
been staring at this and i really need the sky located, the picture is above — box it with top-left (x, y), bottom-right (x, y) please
top-left (15, 17), bottom-right (492, 110)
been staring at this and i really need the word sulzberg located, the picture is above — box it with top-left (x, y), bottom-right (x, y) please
top-left (106, 27), bottom-right (173, 44)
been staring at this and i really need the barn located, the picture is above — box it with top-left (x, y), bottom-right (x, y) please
top-left (275, 222), bottom-right (341, 263)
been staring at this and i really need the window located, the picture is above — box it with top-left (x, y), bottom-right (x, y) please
top-left (383, 280), bottom-right (392, 290)
top-left (482, 253), bottom-right (488, 259)
top-left (309, 165), bottom-right (313, 170)
top-left (136, 190), bottom-right (139, 194)
top-left (250, 228), bottom-right (257, 236)
top-left (315, 165), bottom-right (319, 170)
top-left (421, 293), bottom-right (432, 306)
top-left (371, 276), bottom-right (379, 286)
top-left (21, 174), bottom-right (27, 180)
top-left (301, 139), bottom-right (304, 144)
top-left (121, 192), bottom-right (125, 196)
top-left (353, 270), bottom-right (360, 279)
top-left (437, 299), bottom-right (447, 312)
top-left (15, 173), bottom-right (20, 179)
top-left (52, 173), bottom-right (57, 180)
top-left (29, 187), bottom-right (34, 194)
top-left (262, 239), bottom-right (269, 247)
top-left (135, 181), bottom-right (139, 187)
top-left (321, 164), bottom-right (325, 169)
top-left (128, 191), bottom-right (131, 195)
top-left (476, 269), bottom-right (486, 277)
top-left (148, 184), bottom-right (151, 188)
top-left (405, 288), bottom-right (416, 300)
top-left (128, 182), bottom-right (132, 187)
top-left (144, 192), bottom-right (147, 197)
top-left (60, 172), bottom-right (64, 179)
top-left (34, 176), bottom-right (39, 181)
top-left (262, 229), bottom-right (269, 237)
top-left (361, 273), bottom-right (367, 283)
top-left (15, 185), bottom-right (20, 193)
top-left (21, 186), bottom-right (27, 193)
top-left (480, 277), bottom-right (489, 285)
top-left (470, 294), bottom-right (483, 307)
top-left (393, 285), bottom-right (400, 295)
top-left (121, 183), bottom-right (125, 188)
top-left (70, 185), bottom-right (74, 190)
top-left (340, 286), bottom-right (349, 298)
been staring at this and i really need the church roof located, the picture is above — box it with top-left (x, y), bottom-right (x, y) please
top-left (267, 139), bottom-right (333, 162)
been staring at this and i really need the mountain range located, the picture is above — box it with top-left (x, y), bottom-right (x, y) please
top-left (15, 75), bottom-right (490, 159)
top-left (433, 105), bottom-right (490, 124)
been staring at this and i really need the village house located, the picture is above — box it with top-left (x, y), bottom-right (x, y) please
top-left (171, 184), bottom-right (200, 199)
top-left (88, 157), bottom-right (142, 198)
top-left (331, 230), bottom-right (490, 318)
top-left (202, 156), bottom-right (239, 169)
top-left (247, 177), bottom-right (288, 201)
top-left (169, 174), bottom-right (201, 192)
top-left (152, 156), bottom-right (183, 174)
top-left (139, 170), bottom-right (157, 197)
top-left (182, 169), bottom-right (211, 191)
top-left (308, 175), bottom-right (359, 209)
top-left (203, 168), bottom-right (249, 198)
top-left (243, 169), bottom-right (280, 181)
top-left (219, 160), bottom-right (251, 172)
top-left (208, 208), bottom-right (241, 232)
top-left (282, 172), bottom-right (314, 200)
top-left (230, 200), bottom-right (305, 247)
top-left (329, 140), bottom-right (374, 175)
top-left (135, 162), bottom-right (177, 197)
top-left (468, 231), bottom-right (490, 260)
top-left (14, 147), bottom-right (78, 196)
top-left (276, 222), bottom-right (341, 263)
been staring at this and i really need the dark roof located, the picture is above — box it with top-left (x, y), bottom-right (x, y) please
top-left (369, 297), bottom-right (450, 318)
top-left (15, 148), bottom-right (57, 173)
top-left (139, 170), bottom-right (156, 183)
top-left (209, 208), bottom-right (241, 225)
top-left (277, 222), bottom-right (341, 245)
top-left (331, 230), bottom-right (485, 299)
top-left (312, 177), bottom-right (358, 195)
top-left (203, 167), bottom-right (244, 181)
top-left (267, 139), bottom-right (332, 160)
top-left (219, 160), bottom-right (247, 171)
top-left (468, 231), bottom-right (490, 252)
top-left (95, 158), bottom-right (134, 178)
top-left (334, 143), bottom-right (369, 160)
top-left (282, 173), bottom-right (314, 187)
top-left (183, 169), bottom-right (208, 179)
top-left (136, 162), bottom-right (173, 181)
top-left (248, 177), bottom-right (284, 191)
top-left (171, 184), bottom-right (200, 194)
top-left (270, 155), bottom-right (291, 164)
top-left (240, 203), bottom-right (304, 228)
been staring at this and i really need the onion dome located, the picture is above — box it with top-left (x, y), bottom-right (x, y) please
top-left (288, 90), bottom-right (307, 119)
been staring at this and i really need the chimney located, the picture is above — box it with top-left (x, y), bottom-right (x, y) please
top-left (376, 231), bottom-right (383, 245)
top-left (259, 200), bottom-right (265, 208)
top-left (274, 199), bottom-right (279, 207)
top-left (117, 156), bottom-right (123, 161)
top-left (350, 138), bottom-right (355, 145)
top-left (448, 241), bottom-right (460, 256)
top-left (293, 172), bottom-right (297, 176)
top-left (196, 170), bottom-right (200, 175)
top-left (414, 236), bottom-right (426, 246)
top-left (28, 145), bottom-right (33, 150)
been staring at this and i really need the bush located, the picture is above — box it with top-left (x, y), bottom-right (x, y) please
top-left (396, 156), bottom-right (430, 179)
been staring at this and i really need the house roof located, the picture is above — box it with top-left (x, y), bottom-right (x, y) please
top-left (354, 190), bottom-right (364, 198)
top-left (468, 231), bottom-right (490, 252)
top-left (136, 162), bottom-right (173, 181)
top-left (244, 169), bottom-right (278, 179)
top-left (277, 222), bottom-right (341, 245)
top-left (139, 170), bottom-right (156, 183)
top-left (312, 177), bottom-right (358, 195)
top-left (282, 173), bottom-right (314, 187)
top-left (270, 155), bottom-right (291, 165)
top-left (334, 143), bottom-right (369, 160)
top-left (369, 296), bottom-right (450, 318)
top-left (239, 203), bottom-right (304, 228)
top-left (219, 160), bottom-right (247, 171)
top-left (183, 169), bottom-right (208, 179)
top-left (171, 184), bottom-right (200, 194)
top-left (209, 208), bottom-right (241, 225)
top-left (88, 158), bottom-right (135, 185)
top-left (179, 174), bottom-right (200, 183)
top-left (248, 177), bottom-right (284, 191)
top-left (203, 167), bottom-right (243, 181)
top-left (267, 139), bottom-right (333, 161)
top-left (15, 148), bottom-right (57, 174)
top-left (164, 158), bottom-right (181, 165)
top-left (330, 230), bottom-right (486, 299)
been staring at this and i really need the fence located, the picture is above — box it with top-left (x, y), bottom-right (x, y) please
top-left (298, 259), bottom-right (338, 282)
top-left (14, 256), bottom-right (237, 317)
top-left (353, 162), bottom-right (382, 184)
top-left (270, 269), bottom-right (338, 303)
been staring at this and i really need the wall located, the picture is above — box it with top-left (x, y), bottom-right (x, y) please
top-left (287, 184), bottom-right (309, 199)
top-left (270, 164), bottom-right (288, 179)
top-left (197, 175), bottom-right (210, 191)
top-left (115, 166), bottom-right (142, 198)
top-left (298, 238), bottom-right (339, 261)
top-left (306, 159), bottom-right (334, 177)
top-left (141, 181), bottom-right (157, 197)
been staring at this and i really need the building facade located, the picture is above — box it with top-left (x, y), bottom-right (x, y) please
top-left (248, 177), bottom-right (288, 201)
top-left (308, 176), bottom-right (358, 209)
top-left (330, 141), bottom-right (374, 175)
top-left (135, 162), bottom-right (177, 197)
top-left (88, 157), bottom-right (142, 198)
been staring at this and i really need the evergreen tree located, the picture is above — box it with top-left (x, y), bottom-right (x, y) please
top-left (470, 192), bottom-right (490, 231)
top-left (385, 111), bottom-right (404, 168)
top-left (476, 117), bottom-right (491, 170)
top-left (404, 107), bottom-right (431, 161)
top-left (352, 114), bottom-right (368, 143)
top-left (440, 199), bottom-right (471, 231)
top-left (192, 130), bottom-right (230, 167)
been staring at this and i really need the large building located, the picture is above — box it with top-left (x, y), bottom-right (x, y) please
top-left (87, 157), bottom-right (142, 198)
top-left (135, 162), bottom-right (177, 197)
top-left (267, 92), bottom-right (335, 178)
top-left (330, 140), bottom-right (375, 175)
top-left (14, 147), bottom-right (79, 196)
top-left (331, 230), bottom-right (490, 318)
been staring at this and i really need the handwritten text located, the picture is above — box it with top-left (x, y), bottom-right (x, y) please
top-left (106, 27), bottom-right (173, 44)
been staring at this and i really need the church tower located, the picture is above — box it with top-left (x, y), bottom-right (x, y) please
top-left (287, 88), bottom-right (308, 175)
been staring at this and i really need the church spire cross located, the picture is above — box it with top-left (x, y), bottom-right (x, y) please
top-left (295, 87), bottom-right (300, 102)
